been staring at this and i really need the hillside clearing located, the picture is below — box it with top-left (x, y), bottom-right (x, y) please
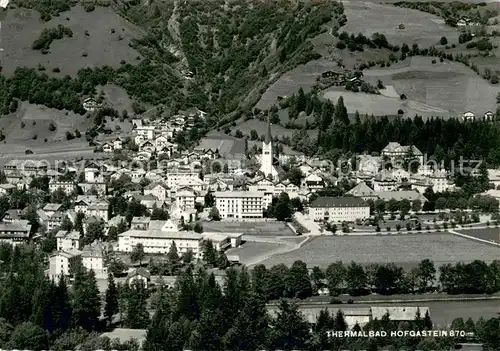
top-left (343, 1), bottom-right (460, 48)
top-left (2, 5), bottom-right (142, 77)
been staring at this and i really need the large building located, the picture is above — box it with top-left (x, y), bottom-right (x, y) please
top-left (118, 229), bottom-right (203, 257)
top-left (309, 196), bottom-right (370, 223)
top-left (214, 191), bottom-right (265, 219)
top-left (0, 220), bottom-right (32, 245)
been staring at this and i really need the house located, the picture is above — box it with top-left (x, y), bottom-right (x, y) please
top-left (309, 197), bottom-right (370, 223)
top-left (1, 209), bottom-right (24, 223)
top-left (74, 195), bottom-right (98, 213)
top-left (462, 111), bottom-right (475, 121)
top-left (43, 203), bottom-right (63, 217)
top-left (484, 111), bottom-right (495, 120)
top-left (87, 200), bottom-right (110, 221)
top-left (346, 182), bottom-right (377, 201)
top-left (113, 137), bottom-right (123, 150)
top-left (81, 241), bottom-right (108, 278)
top-left (56, 230), bottom-right (82, 251)
top-left (127, 268), bottom-right (151, 288)
top-left (102, 142), bottom-right (114, 153)
top-left (46, 211), bottom-right (67, 231)
top-left (118, 230), bottom-right (203, 257)
top-left (214, 191), bottom-right (266, 219)
top-left (0, 183), bottom-right (15, 195)
top-left (176, 189), bottom-right (197, 210)
top-left (457, 19), bottom-right (467, 27)
top-left (49, 178), bottom-right (76, 195)
top-left (0, 220), bottom-right (32, 245)
top-left (140, 140), bottom-right (156, 153)
top-left (301, 173), bottom-right (325, 192)
top-left (49, 249), bottom-right (83, 279)
top-left (166, 171), bottom-right (200, 188)
top-left (381, 142), bottom-right (424, 165)
top-left (144, 183), bottom-right (168, 201)
top-left (82, 97), bottom-right (100, 112)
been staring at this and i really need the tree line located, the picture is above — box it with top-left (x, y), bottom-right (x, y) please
top-left (276, 89), bottom-right (500, 166)
top-left (253, 259), bottom-right (500, 300)
top-left (0, 242), bottom-right (498, 350)
top-left (32, 25), bottom-right (74, 52)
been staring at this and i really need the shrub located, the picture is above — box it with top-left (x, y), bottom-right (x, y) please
top-left (440, 36), bottom-right (448, 45)
top-left (52, 67), bottom-right (60, 73)
top-left (32, 134), bottom-right (38, 140)
top-left (49, 123), bottom-right (56, 131)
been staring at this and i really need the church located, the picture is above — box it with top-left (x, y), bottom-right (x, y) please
top-left (259, 117), bottom-right (279, 179)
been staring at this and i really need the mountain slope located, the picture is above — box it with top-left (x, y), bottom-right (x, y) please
top-left (114, 0), bottom-right (343, 117)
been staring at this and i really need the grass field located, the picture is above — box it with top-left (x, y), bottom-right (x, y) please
top-left (203, 221), bottom-right (295, 236)
top-left (259, 233), bottom-right (500, 269)
top-left (457, 228), bottom-right (500, 244)
top-left (2, 5), bottom-right (142, 77)
top-left (226, 241), bottom-right (287, 264)
top-left (343, 1), bottom-right (460, 48)
top-left (0, 101), bottom-right (95, 162)
top-left (321, 56), bottom-right (500, 118)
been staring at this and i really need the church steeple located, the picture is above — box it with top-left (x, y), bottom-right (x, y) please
top-left (260, 113), bottom-right (277, 179)
top-left (264, 114), bottom-right (272, 145)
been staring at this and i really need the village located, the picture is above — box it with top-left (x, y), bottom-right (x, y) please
top-left (0, 107), bottom-right (499, 289)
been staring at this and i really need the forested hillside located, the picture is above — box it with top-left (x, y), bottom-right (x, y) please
top-left (115, 0), bottom-right (343, 116)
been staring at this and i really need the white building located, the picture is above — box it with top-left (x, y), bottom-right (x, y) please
top-left (259, 117), bottom-right (278, 179)
top-left (56, 230), bottom-right (82, 251)
top-left (214, 191), bottom-right (265, 219)
top-left (144, 183), bottom-right (168, 201)
top-left (118, 230), bottom-right (203, 257)
top-left (81, 241), bottom-right (108, 278)
top-left (0, 220), bottom-right (31, 246)
top-left (381, 142), bottom-right (424, 166)
top-left (49, 249), bottom-right (82, 279)
top-left (166, 171), bottom-right (200, 188)
top-left (176, 189), bottom-right (196, 210)
top-left (429, 169), bottom-right (450, 193)
top-left (136, 126), bottom-right (156, 140)
top-left (309, 197), bottom-right (370, 223)
top-left (49, 179), bottom-right (76, 195)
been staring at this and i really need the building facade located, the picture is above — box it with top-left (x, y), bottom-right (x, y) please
top-left (214, 191), bottom-right (265, 219)
top-left (309, 197), bottom-right (370, 223)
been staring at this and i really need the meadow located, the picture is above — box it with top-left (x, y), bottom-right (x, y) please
top-left (259, 233), bottom-right (500, 269)
top-left (1, 5), bottom-right (142, 77)
top-left (319, 56), bottom-right (500, 118)
top-left (343, 1), bottom-right (460, 48)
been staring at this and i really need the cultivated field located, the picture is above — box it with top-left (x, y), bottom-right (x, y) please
top-left (321, 56), bottom-right (500, 118)
top-left (2, 5), bottom-right (142, 77)
top-left (343, 1), bottom-right (460, 48)
top-left (259, 233), bottom-right (500, 269)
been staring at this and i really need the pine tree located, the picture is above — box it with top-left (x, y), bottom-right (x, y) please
top-left (104, 273), bottom-right (119, 324)
top-left (167, 241), bottom-right (180, 262)
top-left (335, 96), bottom-right (349, 125)
top-left (72, 269), bottom-right (101, 331)
top-left (223, 292), bottom-right (269, 350)
top-left (270, 299), bottom-right (310, 350)
top-left (202, 240), bottom-right (217, 266)
top-left (125, 280), bottom-right (150, 329)
top-left (53, 276), bottom-right (72, 331)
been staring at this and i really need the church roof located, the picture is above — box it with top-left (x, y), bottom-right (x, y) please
top-left (264, 115), bottom-right (272, 144)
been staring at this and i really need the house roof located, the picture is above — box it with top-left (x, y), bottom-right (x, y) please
top-left (309, 196), bottom-right (368, 208)
top-left (127, 267), bottom-right (151, 279)
top-left (375, 190), bottom-right (427, 202)
top-left (119, 229), bottom-right (202, 240)
top-left (347, 182), bottom-right (376, 197)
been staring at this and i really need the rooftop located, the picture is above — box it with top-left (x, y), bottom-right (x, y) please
top-left (119, 230), bottom-right (202, 240)
top-left (309, 196), bottom-right (368, 208)
top-left (214, 191), bottom-right (265, 198)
